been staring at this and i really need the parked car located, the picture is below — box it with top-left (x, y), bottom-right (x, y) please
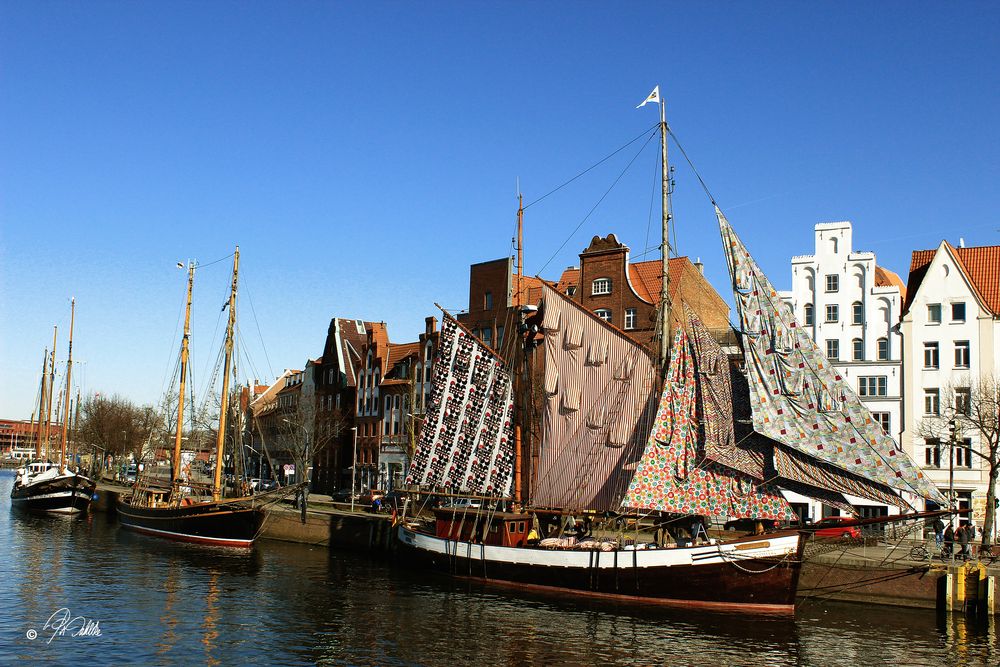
top-left (330, 488), bottom-right (358, 503)
top-left (445, 497), bottom-right (482, 510)
top-left (380, 490), bottom-right (408, 513)
top-left (250, 478), bottom-right (278, 492)
top-left (809, 516), bottom-right (862, 539)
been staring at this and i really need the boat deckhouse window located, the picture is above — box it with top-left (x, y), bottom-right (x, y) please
top-left (927, 304), bottom-right (942, 324)
top-left (951, 302), bottom-right (966, 322)
top-left (592, 278), bottom-right (612, 295)
top-left (825, 275), bottom-right (839, 293)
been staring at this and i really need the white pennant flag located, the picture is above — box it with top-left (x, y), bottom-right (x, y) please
top-left (636, 85), bottom-right (660, 108)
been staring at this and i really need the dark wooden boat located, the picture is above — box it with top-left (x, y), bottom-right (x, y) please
top-left (11, 462), bottom-right (96, 515)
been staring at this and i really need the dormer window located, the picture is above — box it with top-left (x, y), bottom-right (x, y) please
top-left (592, 278), bottom-right (612, 295)
top-left (566, 286), bottom-right (577, 297)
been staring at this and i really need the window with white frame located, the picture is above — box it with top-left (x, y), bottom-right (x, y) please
top-left (592, 278), bottom-right (612, 295)
top-left (923, 342), bottom-right (939, 369)
top-left (825, 274), bottom-right (839, 292)
top-left (924, 438), bottom-right (941, 468)
top-left (871, 411), bottom-right (890, 434)
top-left (595, 309), bottom-right (612, 322)
top-left (852, 301), bottom-right (864, 325)
top-left (852, 338), bottom-right (864, 361)
top-left (955, 340), bottom-right (970, 368)
top-left (924, 388), bottom-right (940, 415)
top-left (951, 302), bottom-right (966, 322)
top-left (858, 376), bottom-right (887, 396)
top-left (624, 308), bottom-right (637, 330)
top-left (954, 438), bottom-right (973, 469)
top-left (826, 304), bottom-right (839, 323)
top-left (877, 337), bottom-right (889, 361)
top-left (927, 303), bottom-right (942, 324)
top-left (955, 387), bottom-right (971, 416)
top-left (826, 339), bottom-right (839, 360)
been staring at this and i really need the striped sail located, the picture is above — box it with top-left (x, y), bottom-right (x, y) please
top-left (405, 316), bottom-right (515, 496)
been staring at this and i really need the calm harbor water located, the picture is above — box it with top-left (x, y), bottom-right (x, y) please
top-left (1, 469), bottom-right (997, 667)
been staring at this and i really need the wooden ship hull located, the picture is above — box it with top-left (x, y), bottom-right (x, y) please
top-left (11, 471), bottom-right (96, 514)
top-left (116, 497), bottom-right (265, 548)
top-left (397, 519), bottom-right (806, 614)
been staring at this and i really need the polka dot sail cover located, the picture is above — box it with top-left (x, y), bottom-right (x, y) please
top-left (405, 316), bottom-right (515, 497)
top-left (716, 207), bottom-right (945, 504)
top-left (622, 329), bottom-right (794, 520)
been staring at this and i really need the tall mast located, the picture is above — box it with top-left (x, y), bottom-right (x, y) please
top-left (34, 348), bottom-right (48, 459)
top-left (657, 94), bottom-right (673, 370)
top-left (59, 298), bottom-right (75, 473)
top-left (44, 327), bottom-right (58, 462)
top-left (172, 262), bottom-right (195, 491)
top-left (514, 194), bottom-right (524, 506)
top-left (213, 247), bottom-right (239, 501)
top-left (72, 388), bottom-right (81, 468)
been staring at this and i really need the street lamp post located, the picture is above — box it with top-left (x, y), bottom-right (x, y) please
top-left (351, 426), bottom-right (358, 513)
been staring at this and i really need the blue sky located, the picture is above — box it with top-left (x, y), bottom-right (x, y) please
top-left (2, 2), bottom-right (999, 419)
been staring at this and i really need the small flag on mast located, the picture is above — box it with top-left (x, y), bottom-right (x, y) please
top-left (636, 85), bottom-right (660, 108)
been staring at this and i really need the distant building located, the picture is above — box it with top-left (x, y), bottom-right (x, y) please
top-left (900, 241), bottom-right (1000, 526)
top-left (780, 221), bottom-right (907, 520)
top-left (0, 418), bottom-right (40, 460)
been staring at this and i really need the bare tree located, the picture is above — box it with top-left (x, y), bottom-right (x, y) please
top-left (78, 394), bottom-right (159, 467)
top-left (917, 375), bottom-right (1000, 549)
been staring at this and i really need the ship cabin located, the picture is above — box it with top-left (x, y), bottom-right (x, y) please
top-left (432, 508), bottom-right (532, 547)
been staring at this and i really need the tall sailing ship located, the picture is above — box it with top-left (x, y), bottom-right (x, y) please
top-left (397, 89), bottom-right (945, 612)
top-left (11, 299), bottom-right (97, 514)
top-left (116, 248), bottom-right (267, 548)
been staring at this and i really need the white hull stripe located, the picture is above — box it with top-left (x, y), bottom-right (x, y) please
top-left (399, 527), bottom-right (799, 569)
top-left (120, 522), bottom-right (253, 546)
top-left (12, 490), bottom-right (92, 502)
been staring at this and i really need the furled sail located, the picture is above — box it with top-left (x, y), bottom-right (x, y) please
top-left (533, 284), bottom-right (657, 512)
top-left (717, 207), bottom-right (945, 504)
top-left (405, 316), bottom-right (515, 496)
top-left (622, 328), bottom-right (793, 520)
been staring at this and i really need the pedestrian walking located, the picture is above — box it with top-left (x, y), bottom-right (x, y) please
top-left (942, 523), bottom-right (954, 559)
top-left (957, 523), bottom-right (971, 560)
top-left (932, 517), bottom-right (945, 550)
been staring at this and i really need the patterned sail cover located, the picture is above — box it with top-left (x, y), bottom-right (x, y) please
top-left (405, 316), bottom-right (515, 496)
top-left (534, 284), bottom-right (657, 512)
top-left (687, 307), bottom-right (765, 480)
top-left (717, 207), bottom-right (945, 504)
top-left (622, 329), bottom-right (794, 520)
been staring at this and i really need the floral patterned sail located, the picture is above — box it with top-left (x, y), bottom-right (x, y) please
top-left (405, 316), bottom-right (515, 496)
top-left (717, 207), bottom-right (944, 504)
top-left (622, 328), bottom-right (793, 520)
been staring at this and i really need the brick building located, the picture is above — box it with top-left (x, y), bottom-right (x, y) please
top-left (554, 234), bottom-right (731, 345)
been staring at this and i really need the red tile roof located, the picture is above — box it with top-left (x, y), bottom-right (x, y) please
top-left (874, 266), bottom-right (906, 301)
top-left (904, 243), bottom-right (1000, 316)
top-left (385, 342), bottom-right (421, 369)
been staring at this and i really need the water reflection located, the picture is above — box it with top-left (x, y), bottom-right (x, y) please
top-left (1, 470), bottom-right (997, 666)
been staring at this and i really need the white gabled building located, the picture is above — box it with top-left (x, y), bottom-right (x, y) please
top-left (900, 241), bottom-right (1000, 532)
top-left (780, 221), bottom-right (907, 521)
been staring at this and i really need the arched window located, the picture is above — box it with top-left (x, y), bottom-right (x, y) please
top-left (803, 303), bottom-right (814, 326)
top-left (383, 396), bottom-right (392, 432)
top-left (852, 301), bottom-right (864, 325)
top-left (592, 278), bottom-right (612, 295)
top-left (830, 237), bottom-right (839, 254)
top-left (877, 337), bottom-right (889, 361)
top-left (852, 338), bottom-right (864, 361)
top-left (595, 308), bottom-right (612, 322)
top-left (393, 395), bottom-right (401, 435)
top-left (372, 369), bottom-right (381, 415)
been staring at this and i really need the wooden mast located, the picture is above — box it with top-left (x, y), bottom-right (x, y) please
top-left (44, 327), bottom-right (57, 462)
top-left (657, 92), bottom-right (673, 370)
top-left (212, 247), bottom-right (239, 501)
top-left (172, 262), bottom-right (195, 493)
top-left (514, 194), bottom-right (524, 506)
top-left (34, 348), bottom-right (48, 459)
top-left (59, 299), bottom-right (75, 473)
